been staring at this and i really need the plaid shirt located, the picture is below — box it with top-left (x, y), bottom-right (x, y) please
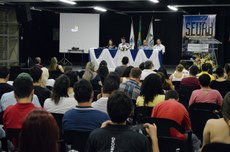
top-left (119, 79), bottom-right (141, 101)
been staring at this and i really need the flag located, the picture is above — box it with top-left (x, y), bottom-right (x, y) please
top-left (137, 16), bottom-right (142, 47)
top-left (146, 17), bottom-right (154, 47)
top-left (129, 18), bottom-right (135, 49)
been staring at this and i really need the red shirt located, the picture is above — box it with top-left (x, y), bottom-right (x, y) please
top-left (181, 77), bottom-right (200, 88)
top-left (3, 102), bottom-right (38, 129)
top-left (152, 100), bottom-right (192, 140)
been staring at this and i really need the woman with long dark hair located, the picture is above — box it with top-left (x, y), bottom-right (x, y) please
top-left (136, 74), bottom-right (165, 107)
top-left (44, 75), bottom-right (78, 114)
top-left (97, 60), bottom-right (109, 84)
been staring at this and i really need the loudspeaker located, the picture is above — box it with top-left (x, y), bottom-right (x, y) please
top-left (16, 4), bottom-right (32, 23)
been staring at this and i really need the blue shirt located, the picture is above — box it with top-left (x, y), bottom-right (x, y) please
top-left (119, 79), bottom-right (141, 101)
top-left (0, 91), bottom-right (41, 112)
top-left (62, 106), bottom-right (109, 132)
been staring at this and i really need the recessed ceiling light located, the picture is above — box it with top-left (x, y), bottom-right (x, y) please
top-left (149, 0), bottom-right (159, 3)
top-left (167, 5), bottom-right (178, 11)
top-left (59, 0), bottom-right (76, 5)
top-left (94, 6), bottom-right (107, 12)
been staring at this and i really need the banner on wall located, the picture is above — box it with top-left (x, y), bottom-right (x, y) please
top-left (182, 15), bottom-right (216, 55)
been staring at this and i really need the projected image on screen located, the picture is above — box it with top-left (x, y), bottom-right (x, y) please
top-left (59, 13), bottom-right (100, 53)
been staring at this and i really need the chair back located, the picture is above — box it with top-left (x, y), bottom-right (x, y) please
top-left (139, 118), bottom-right (185, 136)
top-left (158, 136), bottom-right (188, 152)
top-left (179, 86), bottom-right (199, 109)
top-left (5, 128), bottom-right (21, 149)
top-left (139, 118), bottom-right (191, 152)
top-left (189, 104), bottom-right (221, 140)
top-left (189, 103), bottom-right (221, 111)
top-left (64, 130), bottom-right (91, 152)
top-left (133, 107), bottom-right (153, 124)
top-left (172, 81), bottom-right (181, 92)
top-left (202, 143), bottom-right (230, 152)
top-left (49, 70), bottom-right (62, 79)
top-left (51, 113), bottom-right (64, 137)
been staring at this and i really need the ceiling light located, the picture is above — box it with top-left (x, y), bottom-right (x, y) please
top-left (149, 0), bottom-right (159, 3)
top-left (59, 0), bottom-right (76, 5)
top-left (167, 5), bottom-right (178, 11)
top-left (94, 6), bottom-right (107, 12)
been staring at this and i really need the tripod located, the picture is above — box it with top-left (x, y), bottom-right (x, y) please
top-left (59, 53), bottom-right (72, 66)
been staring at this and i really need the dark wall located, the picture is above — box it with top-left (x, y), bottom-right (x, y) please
top-left (18, 9), bottom-right (230, 66)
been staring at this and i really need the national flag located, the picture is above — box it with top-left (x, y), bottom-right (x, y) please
top-left (129, 18), bottom-right (135, 49)
top-left (146, 17), bottom-right (154, 47)
top-left (137, 16), bottom-right (142, 47)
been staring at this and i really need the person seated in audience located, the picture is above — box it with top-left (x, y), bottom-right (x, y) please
top-left (197, 63), bottom-right (215, 81)
top-left (50, 57), bottom-right (64, 73)
top-left (65, 71), bottom-right (78, 97)
top-left (34, 57), bottom-right (43, 68)
top-left (224, 63), bottom-right (230, 81)
top-left (157, 66), bottom-right (174, 91)
top-left (210, 67), bottom-right (230, 97)
top-left (86, 91), bottom-right (159, 152)
top-left (189, 74), bottom-right (223, 107)
top-left (0, 66), bottom-right (13, 99)
top-left (62, 80), bottom-right (109, 132)
top-left (96, 72), bottom-right (121, 100)
top-left (157, 72), bottom-right (174, 91)
top-left (136, 74), bottom-right (165, 107)
top-left (169, 64), bottom-right (186, 82)
top-left (19, 110), bottom-right (59, 152)
top-left (139, 39), bottom-right (152, 50)
top-left (106, 39), bottom-right (116, 49)
top-left (3, 73), bottom-right (41, 129)
top-left (92, 77), bottom-right (119, 114)
top-left (115, 56), bottom-right (129, 77)
top-left (181, 65), bottom-right (200, 89)
top-left (44, 75), bottom-right (77, 114)
top-left (152, 90), bottom-right (201, 151)
top-left (97, 60), bottom-right (109, 85)
top-left (41, 67), bottom-right (49, 88)
top-left (119, 67), bottom-right (142, 101)
top-left (141, 60), bottom-right (156, 81)
top-left (107, 72), bottom-right (121, 85)
top-left (83, 62), bottom-right (102, 98)
top-left (0, 73), bottom-right (41, 112)
top-left (121, 66), bottom-right (133, 83)
top-left (139, 62), bottom-right (145, 71)
top-left (199, 92), bottom-right (230, 151)
top-left (30, 66), bottom-right (51, 107)
top-left (179, 60), bottom-right (189, 76)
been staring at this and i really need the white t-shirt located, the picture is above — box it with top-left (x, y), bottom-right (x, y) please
top-left (44, 97), bottom-right (78, 114)
top-left (141, 69), bottom-right (156, 81)
top-left (153, 44), bottom-right (165, 54)
top-left (92, 97), bottom-right (108, 114)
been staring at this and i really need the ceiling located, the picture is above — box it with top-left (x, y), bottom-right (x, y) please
top-left (1, 0), bottom-right (230, 14)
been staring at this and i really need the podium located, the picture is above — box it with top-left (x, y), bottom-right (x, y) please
top-left (187, 37), bottom-right (222, 65)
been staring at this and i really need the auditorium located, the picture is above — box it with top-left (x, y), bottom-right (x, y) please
top-left (0, 0), bottom-right (230, 151)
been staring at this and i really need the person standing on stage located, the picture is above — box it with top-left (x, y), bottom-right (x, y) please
top-left (139, 40), bottom-right (152, 50)
top-left (106, 39), bottom-right (116, 49)
top-left (153, 39), bottom-right (165, 54)
top-left (118, 37), bottom-right (130, 48)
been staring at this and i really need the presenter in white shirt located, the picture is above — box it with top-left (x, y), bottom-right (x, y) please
top-left (153, 39), bottom-right (165, 54)
top-left (118, 37), bottom-right (130, 48)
